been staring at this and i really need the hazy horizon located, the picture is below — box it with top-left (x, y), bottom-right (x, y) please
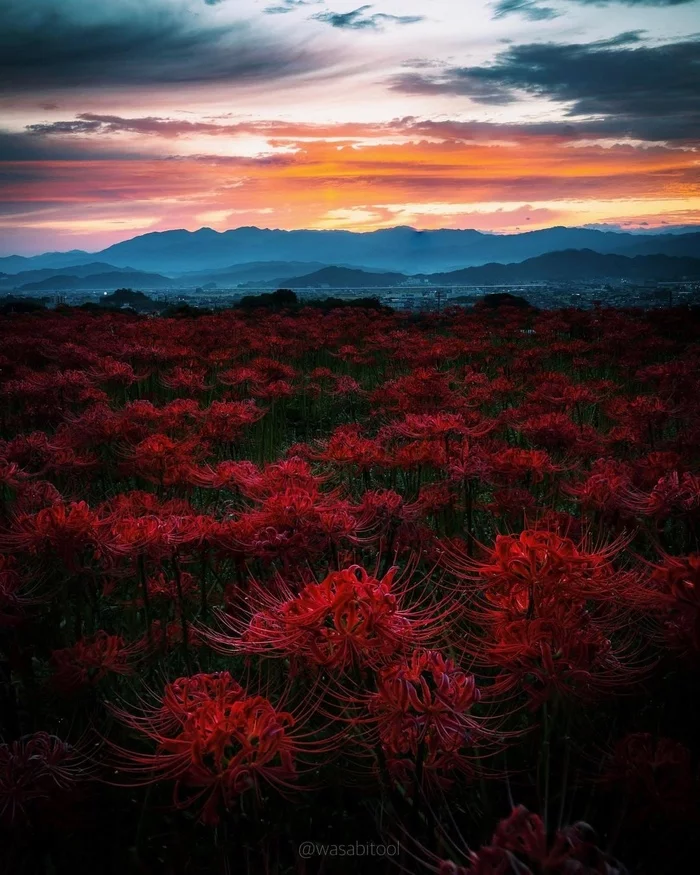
top-left (3, 220), bottom-right (700, 260)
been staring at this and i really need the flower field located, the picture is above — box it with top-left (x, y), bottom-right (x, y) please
top-left (2, 301), bottom-right (700, 874)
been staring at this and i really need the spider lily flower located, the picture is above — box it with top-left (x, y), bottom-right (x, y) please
top-left (50, 631), bottom-right (143, 695)
top-left (431, 806), bottom-right (629, 874)
top-left (107, 671), bottom-right (328, 825)
top-left (205, 564), bottom-right (454, 676)
top-left (0, 732), bottom-right (89, 826)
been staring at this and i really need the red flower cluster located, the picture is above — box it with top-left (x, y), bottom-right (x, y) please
top-left (438, 806), bottom-right (628, 874)
top-left (370, 649), bottom-right (482, 789)
top-left (226, 566), bottom-right (426, 672)
top-left (3, 301), bottom-right (700, 871)
top-left (112, 671), bottom-right (298, 824)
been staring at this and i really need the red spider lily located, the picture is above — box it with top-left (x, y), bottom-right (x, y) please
top-left (12, 479), bottom-right (63, 515)
top-left (248, 356), bottom-right (297, 384)
top-left (390, 439), bottom-right (448, 471)
top-left (208, 565), bottom-right (448, 674)
top-left (109, 673), bottom-right (300, 824)
top-left (87, 356), bottom-right (142, 387)
top-left (106, 512), bottom-right (214, 562)
top-left (622, 471), bottom-right (700, 522)
top-left (217, 365), bottom-right (260, 388)
top-left (245, 565), bottom-right (413, 671)
top-left (482, 489), bottom-right (537, 526)
top-left (631, 451), bottom-right (683, 490)
top-left (371, 368), bottom-right (462, 415)
top-left (50, 631), bottom-right (142, 694)
top-left (199, 400), bottom-right (264, 441)
top-left (352, 489), bottom-right (422, 542)
top-left (485, 613), bottom-right (630, 708)
top-left (309, 366), bottom-right (333, 381)
top-left (434, 806), bottom-right (629, 875)
top-left (100, 489), bottom-right (194, 519)
top-left (0, 554), bottom-right (38, 627)
top-left (314, 425), bottom-right (385, 471)
top-left (237, 457), bottom-right (327, 501)
top-left (189, 459), bottom-right (260, 491)
top-left (519, 413), bottom-right (603, 457)
top-left (0, 500), bottom-right (108, 567)
top-left (447, 440), bottom-right (492, 484)
top-left (158, 397), bottom-right (202, 431)
top-left (0, 431), bottom-right (52, 473)
top-left (487, 448), bottom-right (562, 485)
top-left (368, 649), bottom-right (482, 791)
top-left (607, 395), bottom-right (675, 445)
top-left (145, 619), bottom-right (206, 653)
top-left (445, 529), bottom-right (633, 609)
top-left (252, 379), bottom-right (295, 401)
top-left (160, 365), bottom-right (208, 393)
top-left (417, 482), bottom-right (456, 516)
top-left (145, 570), bottom-right (197, 605)
top-left (0, 458), bottom-right (26, 490)
top-left (392, 413), bottom-right (478, 441)
top-left (121, 433), bottom-right (204, 487)
top-left (532, 379), bottom-right (599, 411)
top-left (0, 732), bottom-right (86, 826)
top-left (526, 510), bottom-right (585, 544)
top-left (331, 375), bottom-right (363, 397)
top-left (565, 459), bottom-right (635, 522)
top-left (646, 554), bottom-right (700, 654)
top-left (602, 733), bottom-right (696, 824)
top-left (220, 487), bottom-right (359, 564)
top-left (3, 369), bottom-right (97, 411)
top-left (444, 531), bottom-right (646, 704)
top-left (156, 671), bottom-right (244, 729)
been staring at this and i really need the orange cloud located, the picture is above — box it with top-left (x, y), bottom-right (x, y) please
top-left (1, 120), bottom-right (698, 252)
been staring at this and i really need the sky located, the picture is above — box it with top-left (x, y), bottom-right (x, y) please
top-left (0, 0), bottom-right (698, 254)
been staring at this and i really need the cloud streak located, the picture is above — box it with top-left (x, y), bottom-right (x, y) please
top-left (264, 0), bottom-right (321, 12)
top-left (0, 0), bottom-right (331, 92)
top-left (493, 0), bottom-right (697, 18)
top-left (492, 1), bottom-right (560, 20)
top-left (312, 5), bottom-right (424, 30)
top-left (393, 35), bottom-right (700, 141)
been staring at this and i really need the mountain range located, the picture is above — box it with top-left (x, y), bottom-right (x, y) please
top-left (278, 251), bottom-right (700, 289)
top-left (1, 225), bottom-right (699, 279)
top-left (3, 249), bottom-right (698, 295)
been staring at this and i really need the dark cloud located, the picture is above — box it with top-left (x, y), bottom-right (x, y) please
top-left (312, 5), bottom-right (424, 30)
top-left (26, 114), bottom-right (239, 138)
top-left (492, 1), bottom-right (560, 20)
top-left (19, 109), bottom-right (700, 154)
top-left (392, 35), bottom-right (700, 141)
top-left (0, 0), bottom-right (329, 93)
top-left (493, 0), bottom-right (696, 17)
top-left (0, 129), bottom-right (150, 162)
top-left (391, 72), bottom-right (518, 104)
top-left (264, 0), bottom-right (320, 13)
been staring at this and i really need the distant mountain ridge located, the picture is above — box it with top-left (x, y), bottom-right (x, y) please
top-left (280, 251), bottom-right (700, 289)
top-left (280, 266), bottom-right (407, 288)
top-left (0, 262), bottom-right (139, 290)
top-left (4, 250), bottom-right (699, 295)
top-left (2, 225), bottom-right (698, 276)
top-left (177, 261), bottom-right (332, 285)
top-left (17, 270), bottom-right (173, 292)
top-left (427, 250), bottom-right (700, 285)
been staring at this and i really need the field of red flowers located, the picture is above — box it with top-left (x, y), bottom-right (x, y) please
top-left (2, 301), bottom-right (700, 874)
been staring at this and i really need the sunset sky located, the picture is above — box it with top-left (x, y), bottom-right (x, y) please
top-left (1, 0), bottom-right (698, 254)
